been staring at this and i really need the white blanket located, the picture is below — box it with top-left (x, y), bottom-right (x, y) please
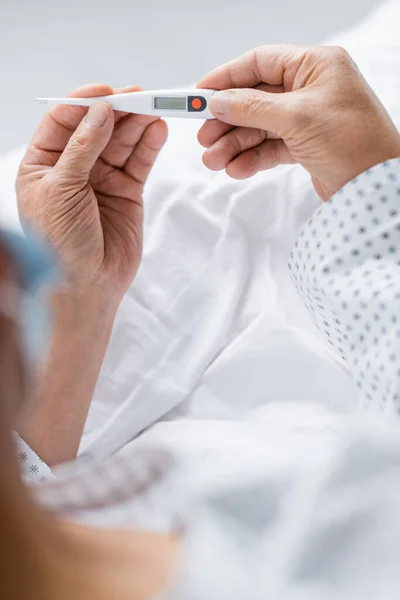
top-left (5, 5), bottom-right (400, 597)
top-left (83, 0), bottom-right (400, 459)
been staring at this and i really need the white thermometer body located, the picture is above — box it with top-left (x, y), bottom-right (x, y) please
top-left (36, 89), bottom-right (217, 119)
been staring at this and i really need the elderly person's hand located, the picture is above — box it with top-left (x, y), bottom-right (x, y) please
top-left (15, 84), bottom-right (167, 465)
top-left (17, 84), bottom-right (168, 306)
top-left (198, 45), bottom-right (400, 200)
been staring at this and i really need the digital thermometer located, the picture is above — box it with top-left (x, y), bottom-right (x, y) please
top-left (36, 89), bottom-right (217, 119)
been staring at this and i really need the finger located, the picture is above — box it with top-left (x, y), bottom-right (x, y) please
top-left (202, 127), bottom-right (268, 171)
top-left (208, 87), bottom-right (295, 137)
top-left (54, 102), bottom-right (114, 184)
top-left (101, 113), bottom-right (161, 169)
top-left (225, 139), bottom-right (296, 179)
top-left (198, 83), bottom-right (284, 149)
top-left (90, 161), bottom-right (143, 202)
top-left (29, 84), bottom-right (114, 158)
top-left (124, 119), bottom-right (168, 185)
top-left (197, 45), bottom-right (307, 90)
top-left (110, 85), bottom-right (143, 123)
top-left (198, 120), bottom-right (234, 148)
top-left (25, 85), bottom-right (142, 169)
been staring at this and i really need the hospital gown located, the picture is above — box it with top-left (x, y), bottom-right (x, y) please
top-left (17, 158), bottom-right (400, 599)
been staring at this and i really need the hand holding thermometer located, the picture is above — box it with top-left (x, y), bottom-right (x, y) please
top-left (36, 89), bottom-right (217, 119)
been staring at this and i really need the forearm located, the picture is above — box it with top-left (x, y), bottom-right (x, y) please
top-left (16, 289), bottom-right (117, 466)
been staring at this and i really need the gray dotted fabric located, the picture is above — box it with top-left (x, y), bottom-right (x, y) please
top-left (290, 158), bottom-right (400, 416)
top-left (15, 433), bottom-right (54, 484)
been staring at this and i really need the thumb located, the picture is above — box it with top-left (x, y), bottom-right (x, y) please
top-left (208, 88), bottom-right (292, 137)
top-left (55, 102), bottom-right (114, 183)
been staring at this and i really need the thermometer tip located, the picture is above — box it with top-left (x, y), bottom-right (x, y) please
top-left (35, 98), bottom-right (49, 104)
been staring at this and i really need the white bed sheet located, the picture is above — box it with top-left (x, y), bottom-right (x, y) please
top-left (4, 6), bottom-right (400, 596)
top-left (80, 0), bottom-right (400, 459)
top-left (1, 1), bottom-right (400, 466)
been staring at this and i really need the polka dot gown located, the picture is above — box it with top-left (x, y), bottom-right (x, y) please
top-left (15, 434), bottom-right (54, 483)
top-left (290, 158), bottom-right (400, 416)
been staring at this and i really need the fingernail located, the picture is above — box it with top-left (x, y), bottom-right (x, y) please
top-left (209, 90), bottom-right (234, 116)
top-left (85, 102), bottom-right (109, 127)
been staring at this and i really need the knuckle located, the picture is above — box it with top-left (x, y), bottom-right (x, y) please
top-left (249, 146), bottom-right (262, 175)
top-left (325, 45), bottom-right (352, 67)
top-left (330, 45), bottom-right (351, 61)
top-left (240, 90), bottom-right (265, 118)
top-left (135, 144), bottom-right (158, 169)
top-left (70, 133), bottom-right (87, 152)
top-left (308, 45), bottom-right (352, 72)
top-left (252, 44), bottom-right (269, 62)
top-left (225, 131), bottom-right (242, 155)
top-left (243, 45), bottom-right (267, 64)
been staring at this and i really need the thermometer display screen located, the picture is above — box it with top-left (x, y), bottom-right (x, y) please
top-left (154, 96), bottom-right (186, 110)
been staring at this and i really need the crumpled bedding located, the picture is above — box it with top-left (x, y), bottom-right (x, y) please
top-left (63, 0), bottom-right (400, 458)
top-left (2, 0), bottom-right (400, 554)
top-left (161, 418), bottom-right (400, 600)
top-left (3, 2), bottom-right (400, 597)
top-left (1, 4), bottom-right (399, 461)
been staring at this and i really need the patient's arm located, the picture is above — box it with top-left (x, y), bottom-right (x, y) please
top-left (16, 291), bottom-right (115, 466)
top-left (15, 83), bottom-right (167, 466)
top-left (0, 280), bottom-right (179, 599)
top-left (290, 158), bottom-right (400, 415)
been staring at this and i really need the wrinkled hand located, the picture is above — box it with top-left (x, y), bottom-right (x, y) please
top-left (198, 45), bottom-right (400, 200)
top-left (17, 84), bottom-right (168, 304)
